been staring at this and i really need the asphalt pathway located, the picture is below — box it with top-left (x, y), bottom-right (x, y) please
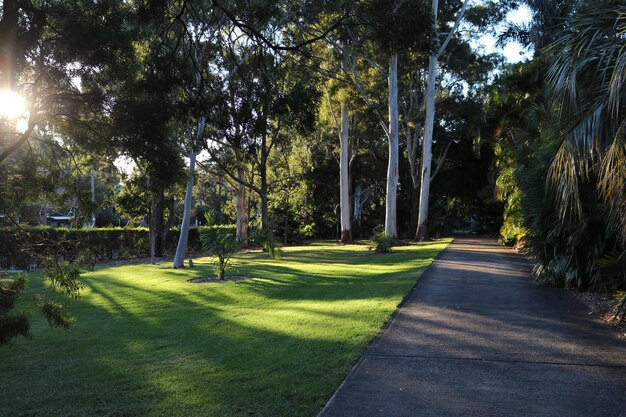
top-left (318, 237), bottom-right (626, 417)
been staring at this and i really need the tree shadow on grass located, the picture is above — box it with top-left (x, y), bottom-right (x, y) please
top-left (0, 242), bottom-right (448, 417)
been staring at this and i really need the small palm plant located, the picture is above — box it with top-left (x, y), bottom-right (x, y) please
top-left (199, 214), bottom-right (242, 280)
top-left (250, 229), bottom-right (282, 259)
top-left (370, 226), bottom-right (395, 253)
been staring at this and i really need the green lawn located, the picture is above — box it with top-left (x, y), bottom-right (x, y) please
top-left (0, 240), bottom-right (449, 417)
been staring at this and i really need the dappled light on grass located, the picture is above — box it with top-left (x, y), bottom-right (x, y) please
top-left (0, 240), bottom-right (449, 417)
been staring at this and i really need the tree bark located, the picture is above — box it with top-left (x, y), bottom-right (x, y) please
top-left (260, 128), bottom-right (270, 232)
top-left (149, 189), bottom-right (164, 262)
top-left (339, 98), bottom-right (352, 243)
top-left (416, 0), bottom-right (439, 242)
top-left (162, 195), bottom-right (176, 253)
top-left (173, 151), bottom-right (196, 268)
top-left (173, 113), bottom-right (205, 268)
top-left (416, 0), bottom-right (468, 241)
top-left (385, 53), bottom-right (399, 238)
top-left (416, 51), bottom-right (436, 241)
top-left (235, 164), bottom-right (248, 241)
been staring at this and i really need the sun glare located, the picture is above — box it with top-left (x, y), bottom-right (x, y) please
top-left (0, 90), bottom-right (26, 119)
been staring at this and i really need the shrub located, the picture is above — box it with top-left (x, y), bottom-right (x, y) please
top-left (370, 226), bottom-right (395, 254)
top-left (250, 229), bottom-right (282, 259)
top-left (199, 218), bottom-right (241, 279)
top-left (0, 225), bottom-right (236, 269)
top-left (0, 274), bottom-right (30, 345)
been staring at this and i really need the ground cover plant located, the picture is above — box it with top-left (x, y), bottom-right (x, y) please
top-left (0, 240), bottom-right (449, 417)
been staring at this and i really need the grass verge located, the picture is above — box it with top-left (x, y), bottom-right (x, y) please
top-left (0, 239), bottom-right (450, 417)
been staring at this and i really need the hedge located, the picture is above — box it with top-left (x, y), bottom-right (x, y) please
top-left (0, 225), bottom-right (236, 270)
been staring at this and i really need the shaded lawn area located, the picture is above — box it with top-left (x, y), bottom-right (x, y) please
top-left (0, 239), bottom-right (450, 417)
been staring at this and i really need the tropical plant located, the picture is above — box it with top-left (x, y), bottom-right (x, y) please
top-left (371, 226), bottom-right (395, 253)
top-left (199, 214), bottom-right (242, 280)
top-left (250, 229), bottom-right (282, 260)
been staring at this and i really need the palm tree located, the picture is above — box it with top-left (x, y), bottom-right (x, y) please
top-left (545, 1), bottom-right (626, 242)
top-left (544, 0), bottom-right (626, 314)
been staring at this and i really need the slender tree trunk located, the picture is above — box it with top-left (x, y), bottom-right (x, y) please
top-left (409, 183), bottom-right (421, 232)
top-left (416, 0), bottom-right (467, 241)
top-left (161, 195), bottom-right (176, 254)
top-left (260, 131), bottom-right (270, 233)
top-left (385, 53), bottom-right (399, 238)
top-left (416, 0), bottom-right (439, 241)
top-left (340, 99), bottom-right (352, 243)
top-left (260, 188), bottom-right (269, 233)
top-left (173, 115), bottom-right (205, 268)
top-left (173, 151), bottom-right (196, 268)
top-left (89, 164), bottom-right (96, 226)
top-left (416, 52), bottom-right (436, 241)
top-left (283, 210), bottom-right (289, 244)
top-left (149, 189), bottom-right (164, 262)
top-left (235, 165), bottom-right (248, 241)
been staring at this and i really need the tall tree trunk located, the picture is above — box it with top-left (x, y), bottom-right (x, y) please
top-left (283, 209), bottom-right (289, 245)
top-left (385, 52), bottom-right (399, 238)
top-left (161, 195), bottom-right (176, 255)
top-left (406, 120), bottom-right (422, 233)
top-left (416, 52), bottom-right (436, 241)
top-left (340, 99), bottom-right (352, 243)
top-left (409, 183), bottom-right (421, 232)
top-left (416, 0), bottom-right (439, 241)
top-left (416, 0), bottom-right (467, 241)
top-left (235, 164), bottom-right (248, 241)
top-left (172, 151), bottom-right (197, 268)
top-left (260, 186), bottom-right (269, 233)
top-left (149, 189), bottom-right (164, 262)
top-left (260, 130), bottom-right (270, 233)
top-left (173, 115), bottom-right (205, 268)
top-left (89, 164), bottom-right (96, 227)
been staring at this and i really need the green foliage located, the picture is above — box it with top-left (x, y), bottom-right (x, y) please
top-left (371, 226), bottom-right (395, 253)
top-left (34, 257), bottom-right (85, 330)
top-left (0, 274), bottom-right (31, 345)
top-left (1, 256), bottom-right (86, 345)
top-left (250, 229), bottom-right (282, 260)
top-left (0, 226), bottom-right (236, 269)
top-left (199, 215), bottom-right (242, 279)
top-left (486, 0), bottom-right (626, 295)
top-left (296, 224), bottom-right (316, 241)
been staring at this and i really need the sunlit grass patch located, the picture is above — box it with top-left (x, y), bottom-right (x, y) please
top-left (0, 239), bottom-right (450, 417)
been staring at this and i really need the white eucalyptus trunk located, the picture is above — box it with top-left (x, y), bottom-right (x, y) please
top-left (416, 0), bottom-right (439, 241)
top-left (173, 115), bottom-right (205, 268)
top-left (173, 151), bottom-right (196, 268)
top-left (340, 100), bottom-right (352, 243)
top-left (385, 53), bottom-right (399, 238)
top-left (416, 53), bottom-right (437, 241)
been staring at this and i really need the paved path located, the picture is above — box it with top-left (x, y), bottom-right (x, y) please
top-left (319, 237), bottom-right (626, 417)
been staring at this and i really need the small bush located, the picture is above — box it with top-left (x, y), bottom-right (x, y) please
top-left (199, 216), bottom-right (242, 279)
top-left (371, 226), bottom-right (395, 254)
top-left (250, 230), bottom-right (282, 259)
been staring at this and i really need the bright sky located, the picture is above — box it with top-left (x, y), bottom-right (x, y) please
top-left (475, 4), bottom-right (533, 63)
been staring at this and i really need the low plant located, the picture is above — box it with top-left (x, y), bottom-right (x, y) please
top-left (250, 229), bottom-right (282, 259)
top-left (0, 274), bottom-right (30, 345)
top-left (199, 215), bottom-right (242, 280)
top-left (370, 226), bottom-right (395, 254)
